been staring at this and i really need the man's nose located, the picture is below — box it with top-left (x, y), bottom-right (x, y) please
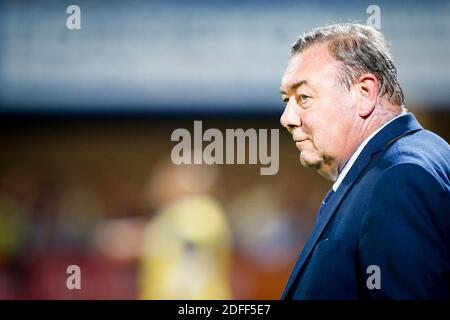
top-left (280, 99), bottom-right (301, 131)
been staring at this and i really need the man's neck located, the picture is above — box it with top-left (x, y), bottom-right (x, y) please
top-left (338, 108), bottom-right (403, 175)
top-left (332, 111), bottom-right (406, 190)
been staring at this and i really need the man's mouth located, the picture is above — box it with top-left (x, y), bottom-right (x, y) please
top-left (295, 139), bottom-right (308, 150)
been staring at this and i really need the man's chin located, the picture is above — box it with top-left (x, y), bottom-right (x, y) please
top-left (300, 152), bottom-right (337, 181)
top-left (299, 152), bottom-right (322, 169)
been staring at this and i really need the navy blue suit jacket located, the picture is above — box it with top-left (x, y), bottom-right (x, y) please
top-left (282, 113), bottom-right (450, 300)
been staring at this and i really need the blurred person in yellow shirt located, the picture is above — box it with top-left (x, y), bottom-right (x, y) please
top-left (138, 160), bottom-right (233, 299)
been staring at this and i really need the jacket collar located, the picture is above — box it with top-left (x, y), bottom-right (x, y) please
top-left (281, 112), bottom-right (423, 299)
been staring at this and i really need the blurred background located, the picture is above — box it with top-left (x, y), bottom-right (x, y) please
top-left (0, 0), bottom-right (449, 299)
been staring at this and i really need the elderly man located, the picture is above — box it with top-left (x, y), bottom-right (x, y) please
top-left (280, 23), bottom-right (450, 299)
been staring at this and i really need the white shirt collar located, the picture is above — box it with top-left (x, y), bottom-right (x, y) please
top-left (332, 112), bottom-right (407, 192)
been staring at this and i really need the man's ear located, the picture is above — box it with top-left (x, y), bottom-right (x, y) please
top-left (353, 73), bottom-right (378, 118)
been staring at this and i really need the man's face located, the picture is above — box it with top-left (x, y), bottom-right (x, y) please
top-left (280, 42), bottom-right (357, 181)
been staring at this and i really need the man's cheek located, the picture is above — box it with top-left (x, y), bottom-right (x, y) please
top-left (311, 131), bottom-right (331, 157)
top-left (301, 112), bottom-right (312, 127)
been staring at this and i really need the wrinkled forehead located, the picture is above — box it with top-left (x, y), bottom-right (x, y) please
top-left (281, 42), bottom-right (337, 90)
top-left (282, 54), bottom-right (303, 83)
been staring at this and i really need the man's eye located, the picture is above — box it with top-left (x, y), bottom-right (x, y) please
top-left (283, 97), bottom-right (289, 103)
top-left (299, 94), bottom-right (310, 103)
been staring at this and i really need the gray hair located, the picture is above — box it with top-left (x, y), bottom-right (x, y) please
top-left (291, 23), bottom-right (405, 106)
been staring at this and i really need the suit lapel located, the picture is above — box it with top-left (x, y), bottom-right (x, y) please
top-left (281, 113), bottom-right (422, 299)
